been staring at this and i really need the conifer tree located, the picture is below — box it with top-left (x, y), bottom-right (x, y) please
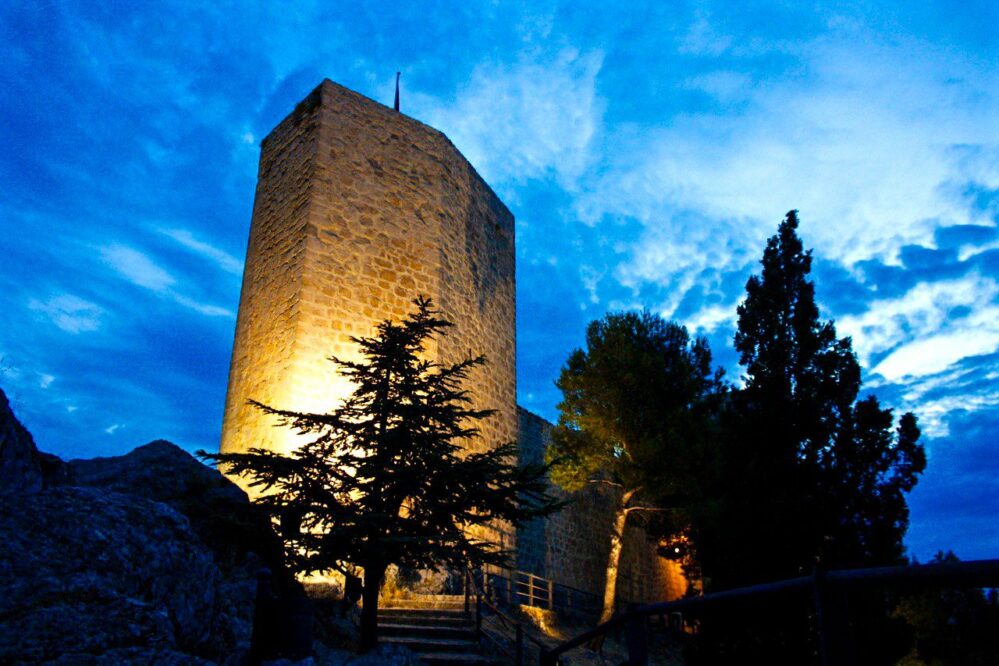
top-left (547, 311), bottom-right (724, 626)
top-left (728, 210), bottom-right (925, 577)
top-left (202, 296), bottom-right (559, 650)
top-left (688, 211), bottom-right (927, 663)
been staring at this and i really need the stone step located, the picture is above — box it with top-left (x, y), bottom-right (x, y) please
top-left (379, 612), bottom-right (473, 627)
top-left (382, 596), bottom-right (466, 609)
top-left (374, 600), bottom-right (497, 665)
top-left (382, 636), bottom-right (481, 654)
top-left (419, 652), bottom-right (504, 665)
top-left (380, 608), bottom-right (471, 620)
top-left (380, 622), bottom-right (477, 640)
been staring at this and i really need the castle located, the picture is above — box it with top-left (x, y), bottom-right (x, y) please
top-left (221, 79), bottom-right (684, 606)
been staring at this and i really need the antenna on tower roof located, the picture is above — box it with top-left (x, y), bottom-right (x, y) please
top-left (394, 72), bottom-right (400, 112)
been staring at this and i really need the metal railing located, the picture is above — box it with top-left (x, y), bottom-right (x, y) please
top-left (464, 567), bottom-right (549, 666)
top-left (539, 558), bottom-right (999, 666)
top-left (482, 565), bottom-right (603, 616)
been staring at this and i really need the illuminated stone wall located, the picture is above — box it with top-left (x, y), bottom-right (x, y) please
top-left (222, 79), bottom-right (679, 604)
top-left (221, 80), bottom-right (517, 482)
top-left (516, 408), bottom-right (687, 605)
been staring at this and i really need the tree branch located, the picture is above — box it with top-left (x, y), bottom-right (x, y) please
top-left (588, 479), bottom-right (624, 489)
top-left (624, 505), bottom-right (669, 515)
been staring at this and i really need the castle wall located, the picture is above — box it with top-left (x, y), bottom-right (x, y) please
top-left (222, 81), bottom-right (516, 485)
top-left (516, 408), bottom-right (687, 605)
top-left (220, 89), bottom-right (318, 460)
top-left (222, 78), bottom-right (679, 606)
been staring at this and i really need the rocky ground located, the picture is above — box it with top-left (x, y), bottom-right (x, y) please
top-left (0, 385), bottom-right (672, 665)
top-left (0, 387), bottom-right (367, 664)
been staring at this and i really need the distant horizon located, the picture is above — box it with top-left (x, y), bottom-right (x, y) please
top-left (1, 1), bottom-right (996, 564)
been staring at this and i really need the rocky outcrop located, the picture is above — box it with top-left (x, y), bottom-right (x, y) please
top-left (0, 390), bottom-right (297, 663)
top-left (69, 440), bottom-right (286, 577)
top-left (67, 440), bottom-right (296, 658)
top-left (0, 387), bottom-right (66, 493)
top-left (0, 486), bottom-right (225, 662)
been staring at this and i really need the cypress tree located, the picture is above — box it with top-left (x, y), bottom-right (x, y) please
top-left (689, 211), bottom-right (927, 663)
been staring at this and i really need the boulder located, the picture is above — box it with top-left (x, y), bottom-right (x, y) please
top-left (67, 440), bottom-right (300, 656)
top-left (0, 396), bottom-right (300, 662)
top-left (0, 386), bottom-right (66, 492)
top-left (0, 486), bottom-right (224, 662)
top-left (69, 440), bottom-right (284, 574)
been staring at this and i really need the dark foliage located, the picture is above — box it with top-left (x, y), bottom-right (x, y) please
top-left (547, 311), bottom-right (725, 623)
top-left (686, 211), bottom-right (927, 664)
top-left (201, 296), bottom-right (559, 650)
top-left (893, 552), bottom-right (999, 665)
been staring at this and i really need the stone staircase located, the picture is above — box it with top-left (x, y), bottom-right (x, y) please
top-left (379, 596), bottom-right (501, 665)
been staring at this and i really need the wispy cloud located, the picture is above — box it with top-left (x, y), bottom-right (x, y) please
top-left (414, 48), bottom-right (604, 192)
top-left (838, 275), bottom-right (999, 380)
top-left (28, 294), bottom-right (105, 334)
top-left (173, 295), bottom-right (233, 318)
top-left (580, 26), bottom-right (999, 305)
top-left (160, 228), bottom-right (243, 275)
top-left (101, 244), bottom-right (176, 292)
top-left (98, 243), bottom-right (233, 318)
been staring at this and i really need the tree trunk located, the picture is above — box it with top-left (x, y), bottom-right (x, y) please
top-left (359, 562), bottom-right (386, 651)
top-left (597, 488), bottom-right (636, 626)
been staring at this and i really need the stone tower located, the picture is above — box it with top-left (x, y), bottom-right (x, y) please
top-left (220, 81), bottom-right (517, 497)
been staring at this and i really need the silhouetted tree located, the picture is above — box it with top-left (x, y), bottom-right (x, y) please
top-left (688, 211), bottom-right (927, 663)
top-left (547, 311), bottom-right (724, 625)
top-left (202, 297), bottom-right (559, 651)
top-left (893, 552), bottom-right (999, 665)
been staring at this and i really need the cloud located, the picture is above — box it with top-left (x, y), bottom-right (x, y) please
top-left (100, 244), bottom-right (176, 292)
top-left (577, 26), bottom-right (999, 313)
top-left (28, 294), bottom-right (104, 334)
top-left (837, 274), bottom-right (999, 379)
top-left (98, 242), bottom-right (234, 318)
top-left (173, 295), bottom-right (233, 318)
top-left (685, 302), bottom-right (740, 335)
top-left (874, 328), bottom-right (999, 382)
top-left (412, 48), bottom-right (604, 191)
top-left (160, 228), bottom-right (243, 275)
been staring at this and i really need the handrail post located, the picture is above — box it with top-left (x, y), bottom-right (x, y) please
top-left (515, 624), bottom-right (524, 666)
top-left (624, 605), bottom-right (649, 666)
top-left (475, 590), bottom-right (483, 638)
top-left (528, 574), bottom-right (535, 607)
top-left (465, 568), bottom-right (471, 614)
top-left (813, 567), bottom-right (855, 666)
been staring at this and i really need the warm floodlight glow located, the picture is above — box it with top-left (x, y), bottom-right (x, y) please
top-left (267, 364), bottom-right (358, 458)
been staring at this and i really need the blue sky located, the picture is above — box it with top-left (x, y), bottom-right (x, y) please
top-left (1, 2), bottom-right (996, 561)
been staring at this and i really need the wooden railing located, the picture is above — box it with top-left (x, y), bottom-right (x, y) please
top-left (539, 558), bottom-right (999, 666)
